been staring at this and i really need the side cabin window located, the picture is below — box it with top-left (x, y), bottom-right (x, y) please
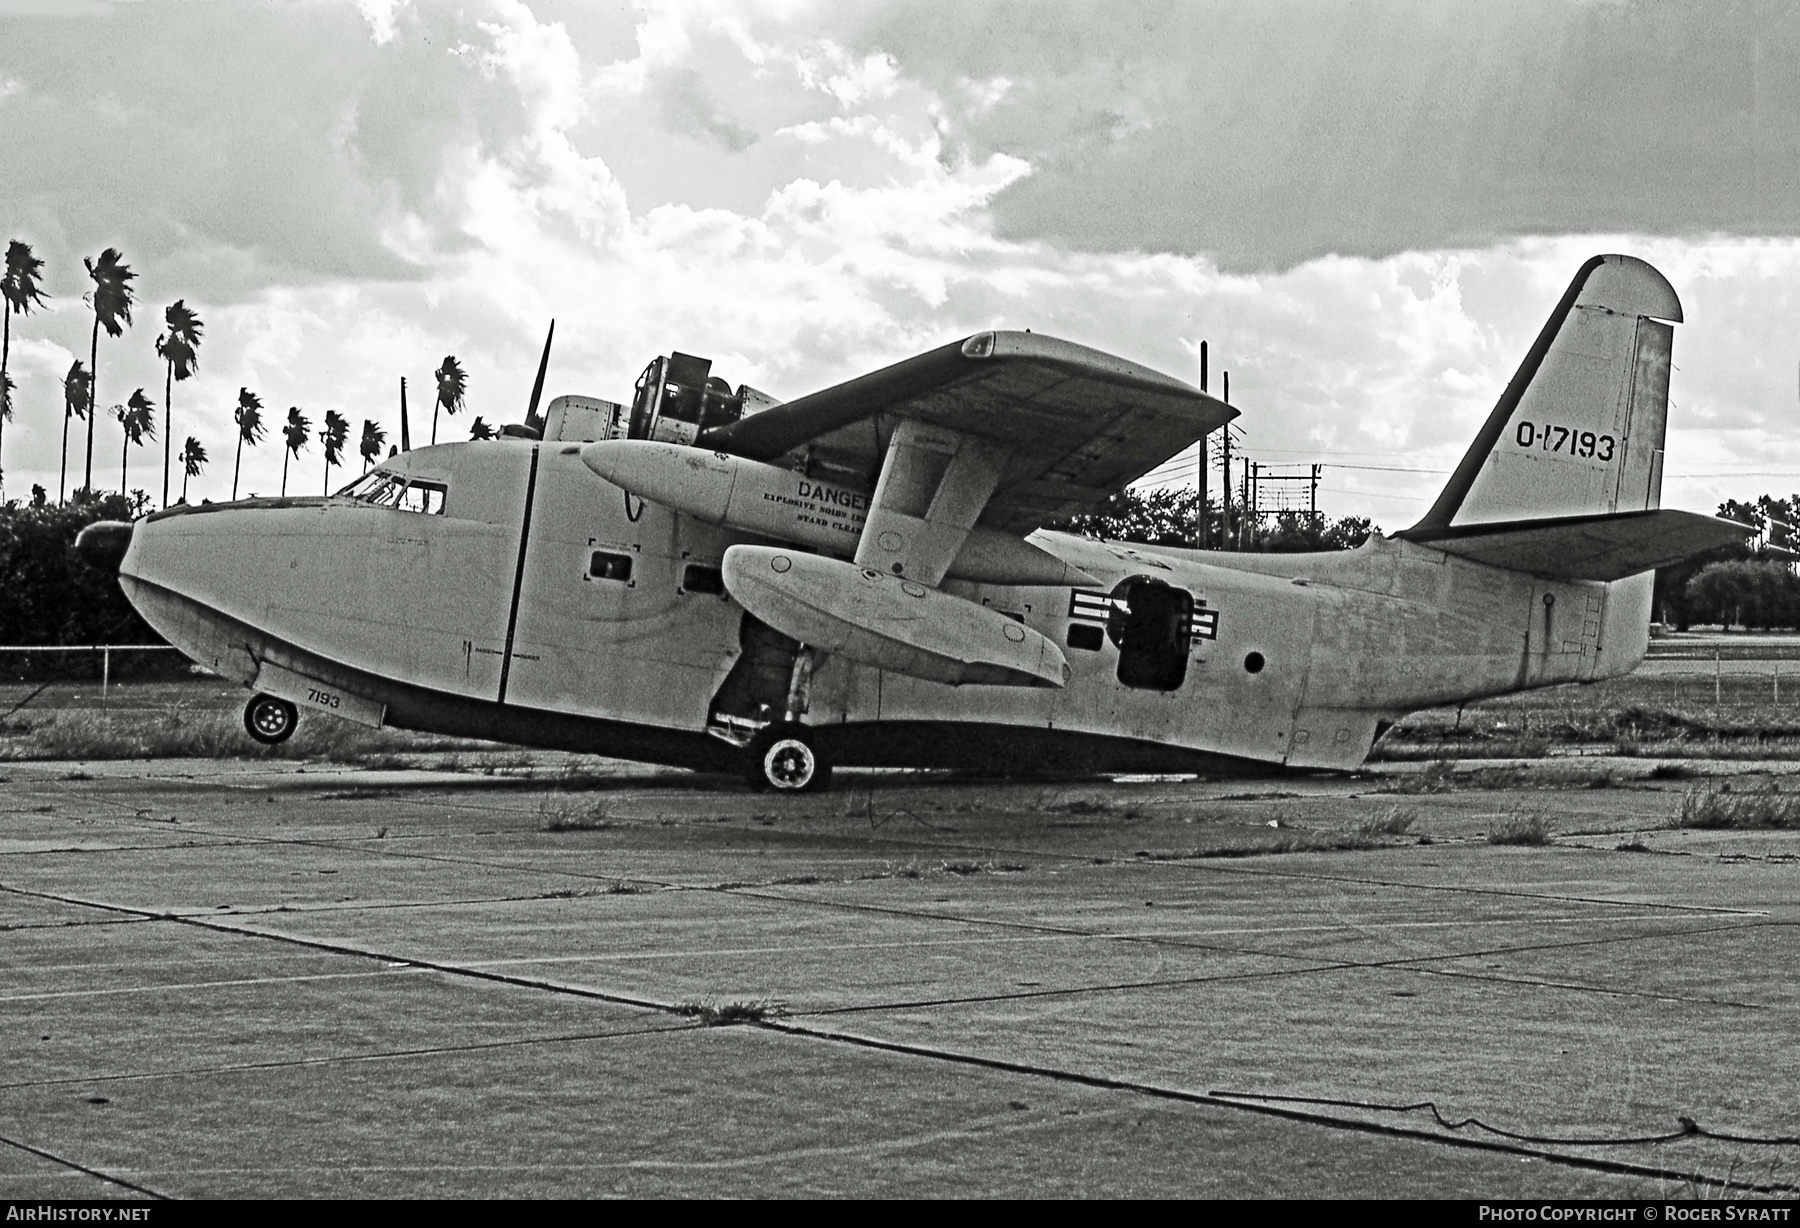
top-left (339, 470), bottom-right (448, 514)
top-left (589, 551), bottom-right (634, 583)
top-left (1107, 576), bottom-right (1192, 691)
top-left (1067, 623), bottom-right (1105, 652)
top-left (682, 563), bottom-right (725, 595)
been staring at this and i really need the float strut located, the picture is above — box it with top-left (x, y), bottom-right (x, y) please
top-left (784, 647), bottom-right (816, 724)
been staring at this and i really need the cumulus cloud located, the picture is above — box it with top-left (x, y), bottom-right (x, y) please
top-left (863, 0), bottom-right (1800, 273)
top-left (0, 0), bottom-right (1794, 529)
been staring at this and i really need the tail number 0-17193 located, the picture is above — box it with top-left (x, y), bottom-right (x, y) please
top-left (1514, 421), bottom-right (1616, 461)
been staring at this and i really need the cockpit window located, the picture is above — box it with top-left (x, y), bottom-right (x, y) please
top-left (339, 471), bottom-right (403, 505)
top-left (338, 470), bottom-right (447, 514)
top-left (398, 481), bottom-right (447, 514)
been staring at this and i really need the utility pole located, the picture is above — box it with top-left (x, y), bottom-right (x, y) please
top-left (1311, 463), bottom-right (1321, 524)
top-left (1245, 461), bottom-right (1257, 548)
top-left (1220, 371), bottom-right (1232, 553)
top-left (1197, 341), bottom-right (1208, 548)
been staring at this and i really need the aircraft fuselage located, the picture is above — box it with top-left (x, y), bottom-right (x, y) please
top-left (119, 439), bottom-right (1648, 776)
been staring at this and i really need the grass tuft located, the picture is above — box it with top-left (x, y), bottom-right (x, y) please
top-left (1487, 813), bottom-right (1553, 846)
top-left (0, 706), bottom-right (490, 764)
top-left (1382, 761), bottom-right (1455, 794)
top-left (1672, 785), bottom-right (1800, 830)
top-left (1356, 808), bottom-right (1416, 836)
top-left (538, 796), bottom-right (615, 832)
top-left (1137, 830), bottom-right (1385, 860)
top-left (675, 1000), bottom-right (782, 1026)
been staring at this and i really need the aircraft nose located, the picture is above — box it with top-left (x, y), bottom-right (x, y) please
top-left (74, 519), bottom-right (135, 574)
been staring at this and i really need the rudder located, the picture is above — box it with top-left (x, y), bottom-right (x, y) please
top-left (1411, 255), bottom-right (1682, 532)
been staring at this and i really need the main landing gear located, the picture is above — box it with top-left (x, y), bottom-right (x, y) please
top-left (744, 644), bottom-right (831, 792)
top-left (244, 693), bottom-right (299, 745)
top-left (746, 722), bottom-right (831, 793)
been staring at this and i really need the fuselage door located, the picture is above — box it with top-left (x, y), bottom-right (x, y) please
top-left (1107, 575), bottom-right (1193, 691)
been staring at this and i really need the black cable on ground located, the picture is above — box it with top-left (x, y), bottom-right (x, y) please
top-left (0, 1130), bottom-right (170, 1199)
top-left (765, 1019), bottom-right (1800, 1196)
top-left (10, 880), bottom-right (1798, 1197)
top-left (1209, 1090), bottom-right (1800, 1148)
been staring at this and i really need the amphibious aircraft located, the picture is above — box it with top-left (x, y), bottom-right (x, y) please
top-left (81, 254), bottom-right (1750, 789)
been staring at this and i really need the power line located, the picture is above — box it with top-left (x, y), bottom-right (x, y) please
top-left (1319, 487), bottom-right (1428, 503)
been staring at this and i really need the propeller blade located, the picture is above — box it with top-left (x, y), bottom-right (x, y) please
top-left (525, 320), bottom-right (554, 430)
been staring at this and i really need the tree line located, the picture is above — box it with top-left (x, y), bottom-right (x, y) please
top-left (1657, 495), bottom-right (1800, 631)
top-left (1063, 487), bottom-right (1800, 632)
top-left (1048, 485), bottom-right (1376, 553)
top-left (2, 237), bottom-right (485, 509)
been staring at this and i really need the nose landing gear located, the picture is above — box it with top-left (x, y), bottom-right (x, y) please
top-left (244, 693), bottom-right (299, 745)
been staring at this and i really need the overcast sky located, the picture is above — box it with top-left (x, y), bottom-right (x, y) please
top-left (1, 0), bottom-right (1797, 526)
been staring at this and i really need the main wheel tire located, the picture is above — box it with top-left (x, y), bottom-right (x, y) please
top-left (747, 724), bottom-right (830, 793)
top-left (244, 693), bottom-right (299, 745)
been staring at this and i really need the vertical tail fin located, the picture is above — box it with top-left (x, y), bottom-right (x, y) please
top-left (1409, 255), bottom-right (1682, 532)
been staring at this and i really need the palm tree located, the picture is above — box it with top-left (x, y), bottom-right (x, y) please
top-left (116, 388), bottom-right (156, 498)
top-left (2, 240), bottom-right (50, 498)
top-left (320, 410), bottom-right (348, 494)
top-left (82, 248), bottom-right (136, 494)
top-left (180, 436), bottom-right (207, 502)
top-left (60, 361), bottom-right (91, 503)
top-left (468, 416), bottom-right (494, 440)
top-left (432, 355), bottom-right (466, 445)
top-left (280, 406), bottom-right (310, 496)
top-left (359, 419), bottom-right (386, 472)
top-left (0, 371), bottom-right (13, 479)
top-left (232, 388), bottom-right (264, 500)
top-left (154, 300), bottom-right (203, 508)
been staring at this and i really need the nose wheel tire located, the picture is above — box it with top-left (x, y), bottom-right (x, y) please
top-left (244, 693), bottom-right (299, 745)
top-left (747, 724), bottom-right (831, 793)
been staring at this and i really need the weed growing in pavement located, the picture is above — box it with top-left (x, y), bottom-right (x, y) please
top-left (1672, 785), bottom-right (1800, 830)
top-left (538, 796), bottom-right (615, 832)
top-left (1132, 829), bottom-right (1384, 860)
top-left (856, 859), bottom-right (1025, 881)
top-left (1487, 813), bottom-right (1553, 846)
top-left (675, 1000), bottom-right (783, 1026)
top-left (1381, 761), bottom-right (1456, 794)
top-left (1356, 808), bottom-right (1416, 836)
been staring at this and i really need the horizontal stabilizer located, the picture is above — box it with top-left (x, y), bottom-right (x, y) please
top-left (1403, 509), bottom-right (1752, 581)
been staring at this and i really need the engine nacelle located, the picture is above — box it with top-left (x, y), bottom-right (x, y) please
top-left (581, 440), bottom-right (1096, 587)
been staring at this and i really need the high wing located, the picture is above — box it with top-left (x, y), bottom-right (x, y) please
top-left (699, 330), bottom-right (1234, 538)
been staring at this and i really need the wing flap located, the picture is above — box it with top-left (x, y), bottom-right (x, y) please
top-left (1403, 509), bottom-right (1752, 581)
